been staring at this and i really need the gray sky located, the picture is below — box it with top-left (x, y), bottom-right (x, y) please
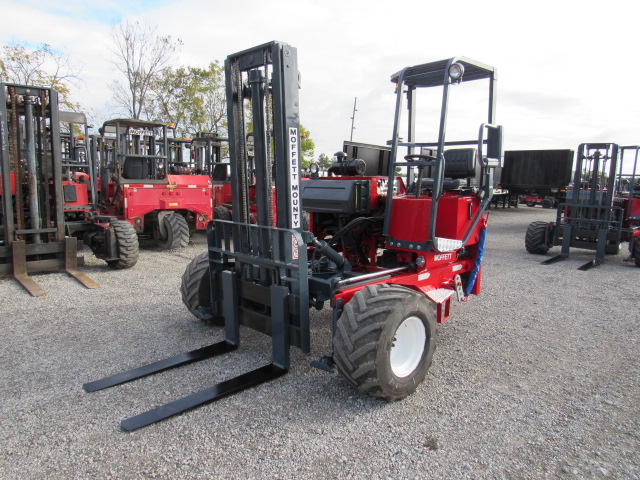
top-left (2, 0), bottom-right (638, 161)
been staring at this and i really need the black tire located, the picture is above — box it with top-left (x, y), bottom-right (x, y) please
top-left (541, 198), bottom-right (553, 209)
top-left (525, 221), bottom-right (552, 254)
top-left (333, 284), bottom-right (436, 401)
top-left (106, 221), bottom-right (139, 269)
top-left (156, 213), bottom-right (189, 249)
top-left (180, 252), bottom-right (224, 325)
top-left (634, 237), bottom-right (640, 268)
top-left (526, 202), bottom-right (536, 208)
top-left (214, 206), bottom-right (231, 221)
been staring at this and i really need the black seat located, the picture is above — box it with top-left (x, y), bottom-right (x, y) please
top-left (443, 148), bottom-right (478, 178)
top-left (418, 148), bottom-right (478, 190)
top-left (122, 156), bottom-right (151, 179)
top-left (212, 164), bottom-right (229, 181)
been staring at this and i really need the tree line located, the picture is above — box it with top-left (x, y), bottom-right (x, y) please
top-left (0, 21), bottom-right (316, 164)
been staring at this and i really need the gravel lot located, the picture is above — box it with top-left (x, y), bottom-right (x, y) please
top-left (1, 207), bottom-right (638, 480)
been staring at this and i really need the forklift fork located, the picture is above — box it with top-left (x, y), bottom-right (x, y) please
top-left (84, 278), bottom-right (292, 431)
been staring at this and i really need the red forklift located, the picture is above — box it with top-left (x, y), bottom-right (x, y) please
top-left (84, 42), bottom-right (502, 430)
top-left (525, 143), bottom-right (640, 269)
top-left (97, 119), bottom-right (214, 249)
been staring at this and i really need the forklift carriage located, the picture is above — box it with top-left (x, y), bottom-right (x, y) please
top-left (84, 42), bottom-right (503, 430)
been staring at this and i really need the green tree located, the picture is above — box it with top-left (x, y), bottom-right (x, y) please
top-left (300, 125), bottom-right (315, 168)
top-left (317, 153), bottom-right (332, 169)
top-left (0, 42), bottom-right (82, 110)
top-left (109, 20), bottom-right (182, 119)
top-left (148, 62), bottom-right (226, 136)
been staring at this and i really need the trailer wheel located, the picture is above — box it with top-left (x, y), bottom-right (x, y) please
top-left (180, 252), bottom-right (224, 325)
top-left (541, 197), bottom-right (554, 209)
top-left (107, 221), bottom-right (139, 269)
top-left (333, 284), bottom-right (436, 401)
top-left (525, 221), bottom-right (552, 254)
top-left (156, 213), bottom-right (189, 249)
top-left (214, 206), bottom-right (231, 221)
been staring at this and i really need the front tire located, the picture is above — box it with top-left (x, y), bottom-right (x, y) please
top-left (106, 220), bottom-right (139, 269)
top-left (180, 252), bottom-right (224, 325)
top-left (333, 284), bottom-right (436, 401)
top-left (156, 213), bottom-right (189, 249)
top-left (525, 221), bottom-right (552, 254)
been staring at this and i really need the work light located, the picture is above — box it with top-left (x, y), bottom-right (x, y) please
top-left (448, 63), bottom-right (465, 83)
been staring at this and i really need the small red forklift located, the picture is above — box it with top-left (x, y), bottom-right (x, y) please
top-left (85, 42), bottom-right (502, 431)
top-left (97, 119), bottom-right (214, 249)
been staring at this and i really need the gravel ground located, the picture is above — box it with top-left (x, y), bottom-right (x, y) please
top-left (1, 207), bottom-right (638, 480)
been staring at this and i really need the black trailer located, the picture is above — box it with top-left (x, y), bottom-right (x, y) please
top-left (501, 149), bottom-right (573, 208)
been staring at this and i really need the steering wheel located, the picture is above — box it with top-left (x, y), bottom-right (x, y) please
top-left (404, 154), bottom-right (436, 162)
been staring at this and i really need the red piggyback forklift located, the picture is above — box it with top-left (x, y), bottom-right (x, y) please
top-left (97, 119), bottom-right (214, 249)
top-left (84, 42), bottom-right (502, 431)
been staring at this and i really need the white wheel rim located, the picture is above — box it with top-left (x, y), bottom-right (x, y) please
top-left (390, 316), bottom-right (426, 378)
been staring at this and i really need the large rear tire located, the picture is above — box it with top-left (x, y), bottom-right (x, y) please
top-left (525, 221), bottom-right (552, 254)
top-left (106, 221), bottom-right (139, 269)
top-left (634, 237), bottom-right (640, 268)
top-left (180, 252), bottom-right (224, 325)
top-left (156, 213), bottom-right (189, 249)
top-left (333, 284), bottom-right (436, 401)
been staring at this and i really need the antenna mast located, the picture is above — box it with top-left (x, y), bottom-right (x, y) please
top-left (349, 97), bottom-right (357, 141)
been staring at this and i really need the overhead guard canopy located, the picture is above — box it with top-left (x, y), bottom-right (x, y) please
top-left (391, 57), bottom-right (496, 88)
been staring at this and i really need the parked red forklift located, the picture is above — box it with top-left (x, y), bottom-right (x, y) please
top-left (525, 143), bottom-right (640, 269)
top-left (84, 42), bottom-right (503, 431)
top-left (0, 84), bottom-right (100, 295)
top-left (97, 119), bottom-right (214, 249)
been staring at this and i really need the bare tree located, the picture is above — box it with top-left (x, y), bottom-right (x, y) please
top-left (109, 20), bottom-right (182, 119)
top-left (0, 42), bottom-right (82, 109)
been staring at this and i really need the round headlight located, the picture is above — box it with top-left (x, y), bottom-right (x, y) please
top-left (448, 63), bottom-right (465, 81)
top-left (309, 162), bottom-right (319, 174)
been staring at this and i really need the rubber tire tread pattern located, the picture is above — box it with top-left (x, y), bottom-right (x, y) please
top-left (332, 283), bottom-right (434, 401)
top-left (180, 252), bottom-right (224, 325)
top-left (107, 220), bottom-right (139, 269)
top-left (214, 206), bottom-right (231, 221)
top-left (158, 213), bottom-right (190, 249)
top-left (525, 221), bottom-right (551, 254)
top-left (634, 238), bottom-right (640, 268)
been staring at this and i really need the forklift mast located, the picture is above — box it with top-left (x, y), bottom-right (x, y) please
top-left (226, 41), bottom-right (301, 231)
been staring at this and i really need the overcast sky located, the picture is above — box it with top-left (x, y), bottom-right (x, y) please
top-left (2, 0), bottom-right (638, 162)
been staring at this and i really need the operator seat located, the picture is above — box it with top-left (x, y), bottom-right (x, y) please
top-left (418, 148), bottom-right (478, 191)
top-left (441, 148), bottom-right (478, 189)
top-left (212, 164), bottom-right (229, 181)
top-left (122, 156), bottom-right (151, 179)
